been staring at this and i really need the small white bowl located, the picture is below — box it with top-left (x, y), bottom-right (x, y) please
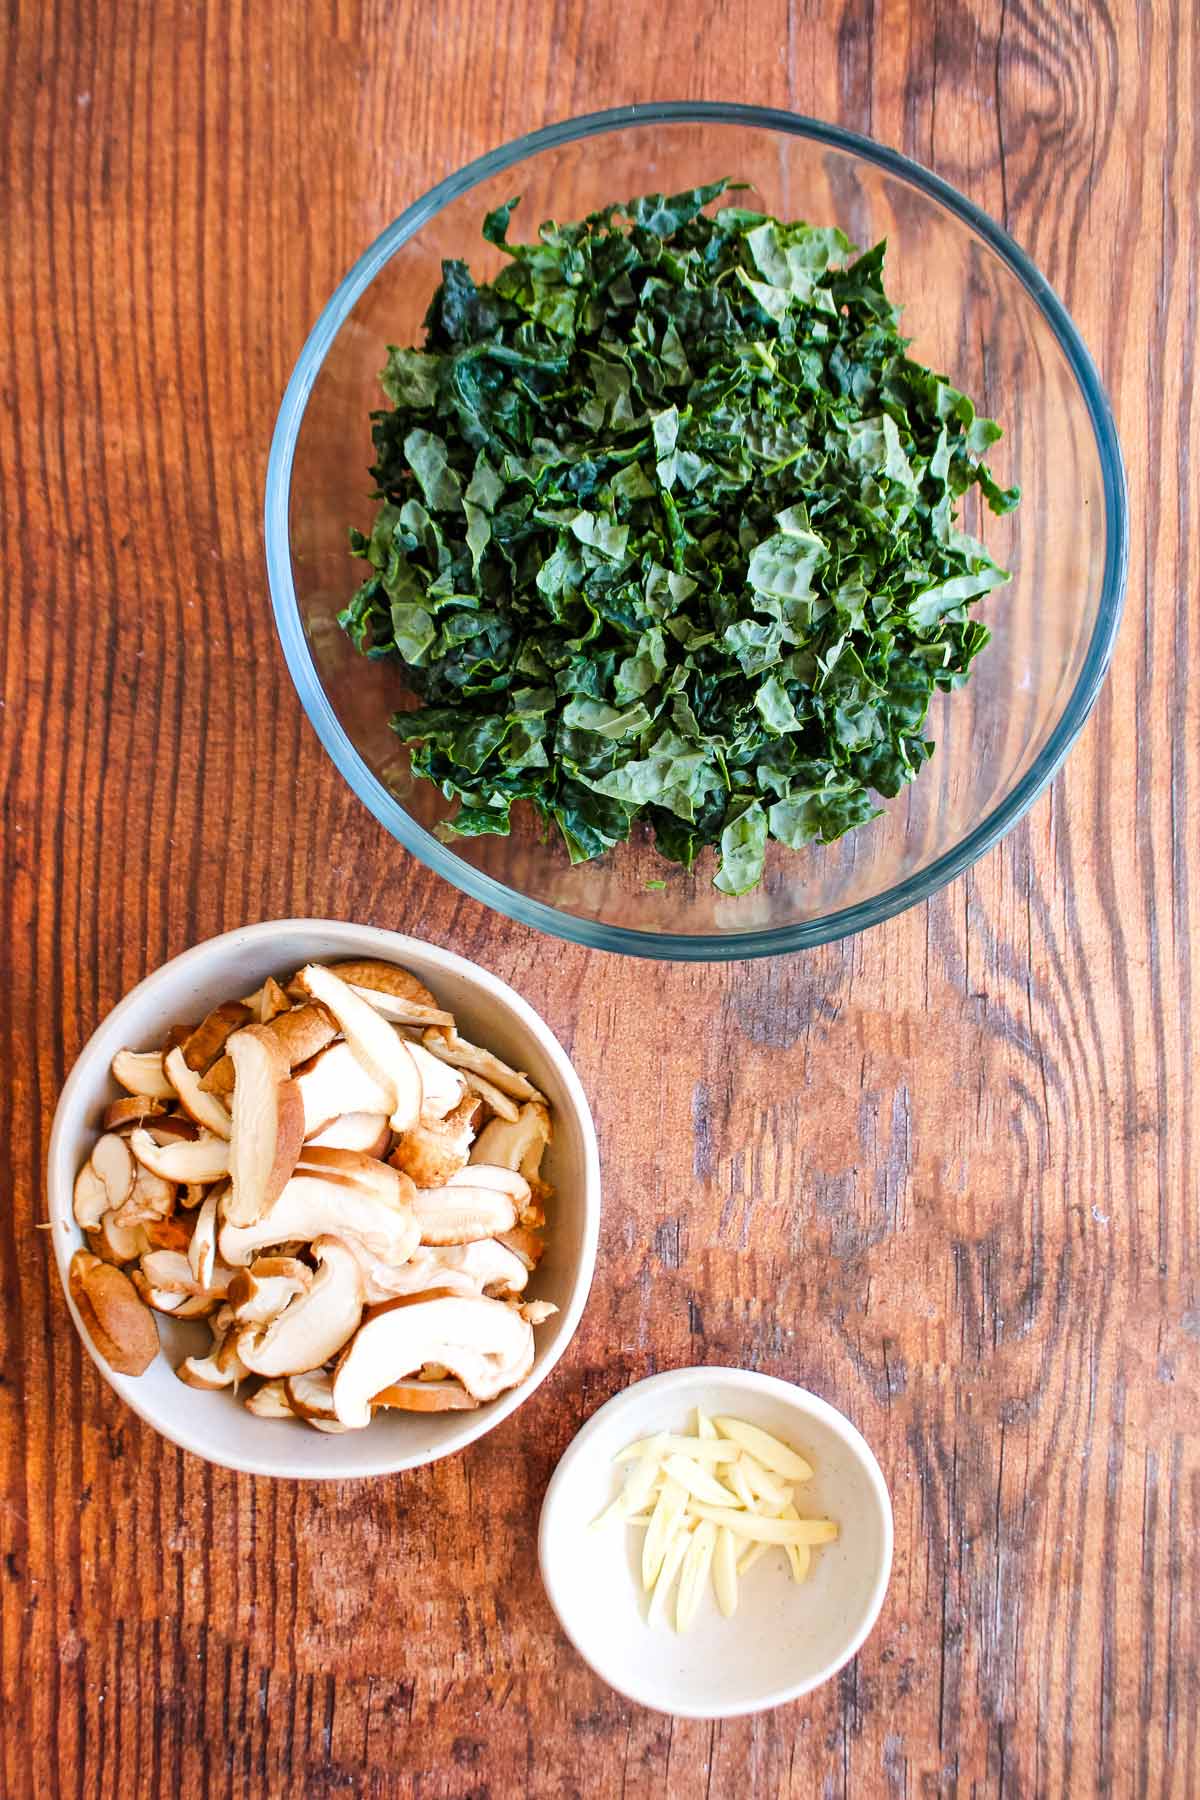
top-left (538, 1367), bottom-right (892, 1717)
top-left (47, 919), bottom-right (600, 1479)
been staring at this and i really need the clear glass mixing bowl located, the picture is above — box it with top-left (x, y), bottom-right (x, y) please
top-left (265, 103), bottom-right (1127, 960)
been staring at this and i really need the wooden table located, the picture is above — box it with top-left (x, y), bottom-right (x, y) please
top-left (4, 2), bottom-right (1196, 1793)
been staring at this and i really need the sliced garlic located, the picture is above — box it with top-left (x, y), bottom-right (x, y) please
top-left (713, 1417), bottom-right (814, 1481)
top-left (712, 1525), bottom-right (738, 1618)
top-left (675, 1520), bottom-right (717, 1632)
top-left (594, 1412), bottom-right (838, 1631)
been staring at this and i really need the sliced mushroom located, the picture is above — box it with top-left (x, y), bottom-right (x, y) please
top-left (163, 1046), bottom-right (234, 1139)
top-left (470, 1102), bottom-right (551, 1178)
top-left (495, 1225), bottom-right (546, 1272)
top-left (244, 1378), bottom-right (295, 1419)
top-left (218, 1168), bottom-right (418, 1269)
top-left (257, 977), bottom-right (291, 1024)
top-left (140, 1115), bottom-right (199, 1144)
top-left (371, 1377), bottom-right (480, 1413)
top-left (345, 985), bottom-right (454, 1030)
top-left (517, 1299), bottom-right (558, 1325)
top-left (92, 1133), bottom-right (135, 1210)
top-left (420, 1027), bottom-right (545, 1105)
top-left (132, 1279), bottom-right (217, 1319)
top-left (144, 1215), bottom-right (191, 1254)
top-left (73, 1161), bottom-right (109, 1230)
top-left (129, 1126), bottom-right (229, 1184)
top-left (458, 1072), bottom-right (519, 1122)
top-left (187, 1187), bottom-right (219, 1289)
top-left (332, 1292), bottom-right (535, 1427)
top-left (295, 1040), bottom-right (393, 1135)
top-left (69, 1251), bottom-right (160, 1376)
top-left (180, 1000), bottom-right (253, 1073)
top-left (227, 1255), bottom-right (313, 1324)
top-left (178, 1336), bottom-right (248, 1389)
top-left (328, 959), bottom-right (440, 1011)
top-left (201, 1002), bottom-right (338, 1096)
top-left (295, 965), bottom-right (423, 1133)
top-left (305, 1111), bottom-right (391, 1156)
top-left (410, 1194), bottom-right (518, 1246)
top-left (88, 1211), bottom-right (150, 1265)
top-left (293, 1143), bottom-right (405, 1199)
top-left (406, 1043), bottom-right (468, 1120)
top-left (410, 1166), bottom-right (529, 1245)
top-left (94, 1216), bottom-right (188, 1260)
top-left (111, 1162), bottom-right (176, 1227)
top-left (285, 1367), bottom-right (340, 1421)
top-left (111, 1049), bottom-right (175, 1100)
top-left (350, 1238), bottom-right (530, 1303)
top-left (224, 1027), bottom-right (305, 1227)
top-left (389, 1095), bottom-right (479, 1189)
top-left (102, 1094), bottom-right (168, 1132)
top-left (140, 1247), bottom-right (233, 1299)
top-left (236, 1238), bottom-right (363, 1378)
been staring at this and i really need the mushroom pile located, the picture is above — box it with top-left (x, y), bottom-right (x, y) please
top-left (68, 959), bottom-right (557, 1431)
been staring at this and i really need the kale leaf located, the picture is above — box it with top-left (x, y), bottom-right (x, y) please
top-left (340, 182), bottom-right (1019, 895)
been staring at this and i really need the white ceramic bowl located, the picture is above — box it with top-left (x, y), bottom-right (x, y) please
top-left (538, 1367), bottom-right (892, 1717)
top-left (47, 919), bottom-right (601, 1479)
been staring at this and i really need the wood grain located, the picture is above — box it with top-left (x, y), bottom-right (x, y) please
top-left (2, 0), bottom-right (1197, 1793)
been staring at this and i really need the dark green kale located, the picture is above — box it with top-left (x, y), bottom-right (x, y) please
top-left (340, 181), bottom-right (1019, 894)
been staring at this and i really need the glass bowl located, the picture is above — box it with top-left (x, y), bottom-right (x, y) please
top-left (265, 103), bottom-right (1127, 960)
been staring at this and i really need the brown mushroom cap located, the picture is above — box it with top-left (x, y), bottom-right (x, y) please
top-left (69, 1251), bottom-right (160, 1376)
top-left (327, 960), bottom-right (439, 1011)
top-left (102, 1094), bottom-right (169, 1133)
top-left (243, 1378), bottom-right (295, 1419)
top-left (201, 1003), bottom-right (338, 1096)
top-left (371, 1377), bottom-right (480, 1413)
top-left (180, 1001), bottom-right (253, 1073)
top-left (224, 1027), bottom-right (305, 1227)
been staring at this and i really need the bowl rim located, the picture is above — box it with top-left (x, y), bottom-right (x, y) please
top-left (47, 918), bottom-right (601, 1479)
top-left (265, 100), bottom-right (1129, 962)
top-left (536, 1365), bottom-right (895, 1716)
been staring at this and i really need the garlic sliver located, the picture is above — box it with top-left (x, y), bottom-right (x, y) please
top-left (675, 1520), bottom-right (717, 1632)
top-left (642, 1478), bottom-right (688, 1591)
top-left (689, 1506), bottom-right (838, 1546)
top-left (712, 1525), bottom-right (739, 1618)
top-left (727, 1459), bottom-right (757, 1510)
top-left (781, 1505), bottom-right (814, 1582)
top-left (648, 1522), bottom-right (693, 1627)
top-left (738, 1453), bottom-right (791, 1507)
top-left (714, 1417), bottom-right (813, 1482)
top-left (662, 1453), bottom-right (741, 1508)
top-left (614, 1435), bottom-right (736, 1465)
top-left (591, 1432), bottom-right (668, 1529)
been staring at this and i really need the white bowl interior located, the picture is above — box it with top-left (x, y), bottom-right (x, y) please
top-left (538, 1368), bottom-right (892, 1717)
top-left (47, 920), bottom-right (599, 1478)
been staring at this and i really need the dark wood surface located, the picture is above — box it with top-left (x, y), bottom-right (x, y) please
top-left (3, 1), bottom-right (1197, 1793)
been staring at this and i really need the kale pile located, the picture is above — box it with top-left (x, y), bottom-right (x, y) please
top-left (340, 181), bottom-right (1018, 894)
